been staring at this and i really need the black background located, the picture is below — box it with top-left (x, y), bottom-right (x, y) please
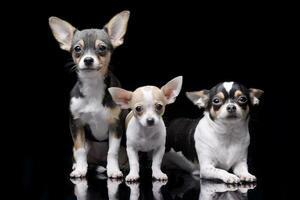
top-left (11, 1), bottom-right (295, 199)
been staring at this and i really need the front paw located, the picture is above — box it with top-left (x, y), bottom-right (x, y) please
top-left (70, 164), bottom-right (88, 178)
top-left (152, 170), bottom-right (168, 181)
top-left (237, 173), bottom-right (257, 182)
top-left (221, 173), bottom-right (240, 184)
top-left (126, 172), bottom-right (140, 182)
top-left (107, 167), bottom-right (123, 179)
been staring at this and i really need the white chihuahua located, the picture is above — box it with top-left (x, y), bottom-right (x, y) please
top-left (109, 76), bottom-right (183, 181)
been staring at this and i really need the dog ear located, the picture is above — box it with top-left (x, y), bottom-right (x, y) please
top-left (161, 76), bottom-right (183, 104)
top-left (105, 10), bottom-right (130, 48)
top-left (249, 88), bottom-right (264, 105)
top-left (186, 90), bottom-right (209, 108)
top-left (108, 87), bottom-right (132, 109)
top-left (49, 17), bottom-right (76, 51)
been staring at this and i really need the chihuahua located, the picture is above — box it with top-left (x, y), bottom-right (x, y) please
top-left (166, 82), bottom-right (263, 183)
top-left (109, 76), bottom-right (183, 181)
top-left (49, 11), bottom-right (130, 178)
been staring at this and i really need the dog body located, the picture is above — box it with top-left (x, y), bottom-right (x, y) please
top-left (166, 82), bottom-right (263, 183)
top-left (49, 11), bottom-right (130, 178)
top-left (109, 77), bottom-right (183, 181)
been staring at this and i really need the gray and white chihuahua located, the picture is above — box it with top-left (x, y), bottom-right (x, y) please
top-left (49, 11), bottom-right (130, 178)
top-left (166, 82), bottom-right (263, 183)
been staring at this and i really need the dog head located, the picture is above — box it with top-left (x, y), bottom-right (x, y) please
top-left (109, 76), bottom-right (183, 127)
top-left (186, 82), bottom-right (263, 122)
top-left (49, 11), bottom-right (130, 78)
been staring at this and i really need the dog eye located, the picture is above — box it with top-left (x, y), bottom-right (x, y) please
top-left (212, 97), bottom-right (222, 105)
top-left (98, 44), bottom-right (107, 52)
top-left (135, 106), bottom-right (143, 113)
top-left (155, 103), bottom-right (163, 112)
top-left (238, 96), bottom-right (248, 104)
top-left (74, 46), bottom-right (82, 53)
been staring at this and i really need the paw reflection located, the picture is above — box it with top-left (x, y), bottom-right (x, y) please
top-left (70, 178), bottom-right (88, 200)
top-left (199, 180), bottom-right (257, 200)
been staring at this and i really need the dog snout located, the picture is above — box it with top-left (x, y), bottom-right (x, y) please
top-left (146, 117), bottom-right (155, 126)
top-left (84, 57), bottom-right (94, 66)
top-left (226, 104), bottom-right (236, 113)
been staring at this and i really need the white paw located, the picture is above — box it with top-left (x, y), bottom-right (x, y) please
top-left (237, 173), bottom-right (257, 182)
top-left (70, 163), bottom-right (87, 178)
top-left (221, 173), bottom-right (240, 184)
top-left (125, 172), bottom-right (140, 182)
top-left (152, 170), bottom-right (168, 181)
top-left (107, 168), bottom-right (123, 179)
top-left (72, 163), bottom-right (77, 170)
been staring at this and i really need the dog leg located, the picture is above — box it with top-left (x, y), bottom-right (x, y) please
top-left (107, 132), bottom-right (123, 178)
top-left (233, 159), bottom-right (256, 182)
top-left (126, 146), bottom-right (140, 182)
top-left (70, 125), bottom-right (88, 178)
top-left (200, 163), bottom-right (240, 183)
top-left (152, 146), bottom-right (168, 181)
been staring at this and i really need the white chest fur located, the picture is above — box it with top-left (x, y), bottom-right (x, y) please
top-left (70, 76), bottom-right (109, 141)
top-left (126, 117), bottom-right (166, 152)
top-left (195, 113), bottom-right (250, 170)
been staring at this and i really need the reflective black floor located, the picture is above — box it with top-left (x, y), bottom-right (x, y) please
top-left (55, 169), bottom-right (261, 200)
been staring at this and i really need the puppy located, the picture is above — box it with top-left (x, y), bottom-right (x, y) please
top-left (166, 82), bottom-right (263, 183)
top-left (109, 76), bottom-right (183, 181)
top-left (49, 11), bottom-right (130, 178)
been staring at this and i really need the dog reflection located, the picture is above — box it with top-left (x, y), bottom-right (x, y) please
top-left (199, 180), bottom-right (256, 200)
top-left (71, 178), bottom-right (88, 200)
top-left (71, 177), bottom-right (122, 200)
top-left (126, 181), bottom-right (166, 200)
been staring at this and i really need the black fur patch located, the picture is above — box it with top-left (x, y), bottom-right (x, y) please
top-left (166, 118), bottom-right (200, 162)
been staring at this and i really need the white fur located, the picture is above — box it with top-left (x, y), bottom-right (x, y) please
top-left (71, 178), bottom-right (88, 200)
top-left (194, 112), bottom-right (256, 183)
top-left (70, 75), bottom-right (109, 141)
top-left (71, 148), bottom-right (88, 177)
top-left (223, 82), bottom-right (234, 93)
top-left (126, 116), bottom-right (167, 181)
top-left (107, 134), bottom-right (123, 178)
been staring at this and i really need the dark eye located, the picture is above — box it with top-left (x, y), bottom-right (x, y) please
top-left (238, 96), bottom-right (248, 104)
top-left (135, 106), bottom-right (143, 113)
top-left (74, 46), bottom-right (82, 53)
top-left (155, 103), bottom-right (163, 112)
top-left (212, 97), bottom-right (222, 105)
top-left (98, 44), bottom-right (107, 52)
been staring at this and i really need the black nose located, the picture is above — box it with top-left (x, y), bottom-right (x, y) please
top-left (146, 118), bottom-right (155, 126)
top-left (84, 57), bottom-right (94, 66)
top-left (227, 104), bottom-right (237, 113)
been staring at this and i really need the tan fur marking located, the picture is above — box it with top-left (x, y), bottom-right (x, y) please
top-left (73, 127), bottom-right (85, 150)
top-left (98, 51), bottom-right (111, 76)
top-left (106, 106), bottom-right (121, 125)
top-left (216, 92), bottom-right (225, 100)
top-left (234, 90), bottom-right (243, 97)
top-left (125, 111), bottom-right (134, 128)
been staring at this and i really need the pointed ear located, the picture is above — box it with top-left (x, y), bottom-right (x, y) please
top-left (186, 90), bottom-right (209, 108)
top-left (105, 10), bottom-right (130, 48)
top-left (108, 87), bottom-right (132, 109)
top-left (161, 76), bottom-right (183, 104)
top-left (249, 88), bottom-right (264, 105)
top-left (49, 17), bottom-right (76, 51)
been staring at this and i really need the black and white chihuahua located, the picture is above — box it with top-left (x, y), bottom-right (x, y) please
top-left (49, 11), bottom-right (130, 178)
top-left (165, 82), bottom-right (263, 183)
